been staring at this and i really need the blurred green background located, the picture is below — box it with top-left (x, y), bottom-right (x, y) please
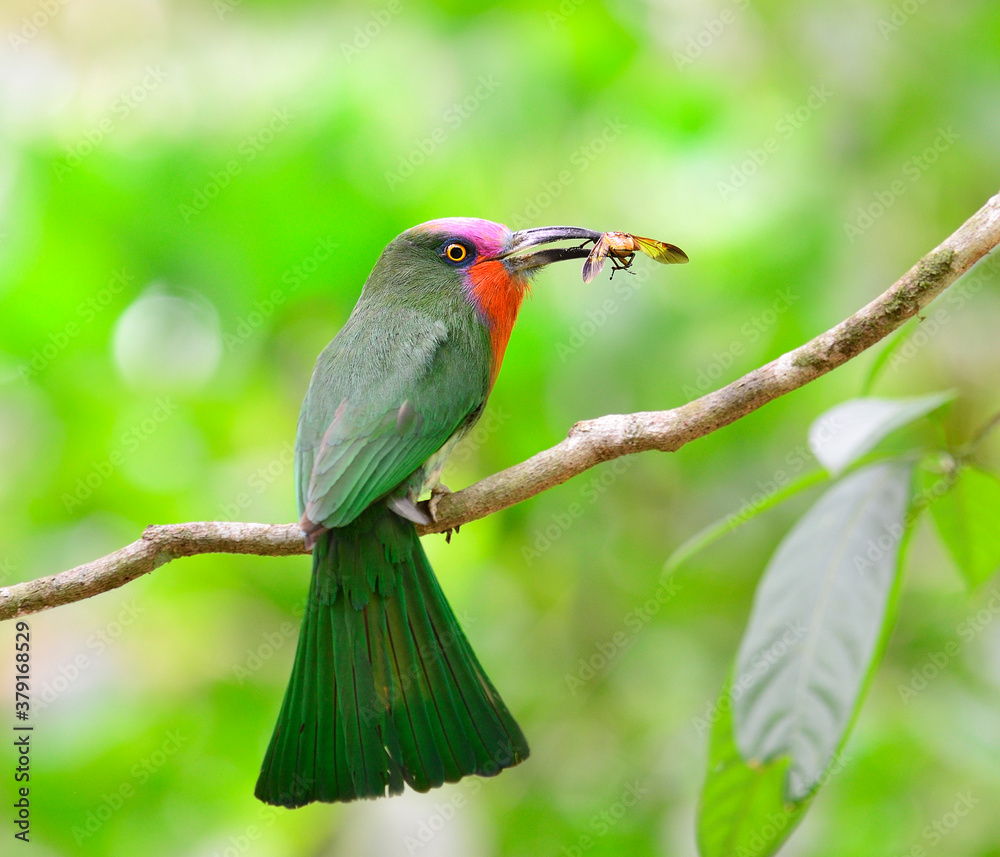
top-left (2, 0), bottom-right (1000, 854)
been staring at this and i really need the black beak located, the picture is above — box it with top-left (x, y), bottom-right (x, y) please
top-left (500, 226), bottom-right (603, 271)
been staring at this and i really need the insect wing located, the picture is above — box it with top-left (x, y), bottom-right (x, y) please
top-left (631, 235), bottom-right (689, 265)
top-left (581, 235), bottom-right (610, 283)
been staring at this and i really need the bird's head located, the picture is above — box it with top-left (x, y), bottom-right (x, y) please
top-left (373, 217), bottom-right (602, 379)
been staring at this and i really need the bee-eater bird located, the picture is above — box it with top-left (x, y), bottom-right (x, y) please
top-left (255, 218), bottom-right (606, 807)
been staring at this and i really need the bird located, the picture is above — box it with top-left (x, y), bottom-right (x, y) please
top-left (255, 217), bottom-right (605, 807)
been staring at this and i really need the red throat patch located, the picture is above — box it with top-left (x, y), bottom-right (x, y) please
top-left (465, 260), bottom-right (528, 387)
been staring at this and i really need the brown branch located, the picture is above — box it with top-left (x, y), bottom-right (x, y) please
top-left (2, 190), bottom-right (999, 621)
top-left (0, 523), bottom-right (306, 621)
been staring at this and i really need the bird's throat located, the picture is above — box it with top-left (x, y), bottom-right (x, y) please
top-left (465, 260), bottom-right (527, 387)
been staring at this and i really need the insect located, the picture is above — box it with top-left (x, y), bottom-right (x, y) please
top-left (580, 231), bottom-right (689, 284)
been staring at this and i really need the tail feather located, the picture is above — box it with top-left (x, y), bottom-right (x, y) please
top-left (382, 587), bottom-right (452, 789)
top-left (333, 599), bottom-right (386, 795)
top-left (399, 560), bottom-right (518, 767)
top-left (255, 504), bottom-right (528, 807)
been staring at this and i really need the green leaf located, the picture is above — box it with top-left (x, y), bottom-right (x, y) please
top-left (809, 392), bottom-right (953, 476)
top-left (732, 461), bottom-right (912, 801)
top-left (697, 679), bottom-right (808, 857)
top-left (929, 465), bottom-right (1000, 587)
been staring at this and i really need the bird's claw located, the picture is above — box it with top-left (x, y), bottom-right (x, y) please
top-left (427, 483), bottom-right (452, 521)
top-left (427, 484), bottom-right (461, 543)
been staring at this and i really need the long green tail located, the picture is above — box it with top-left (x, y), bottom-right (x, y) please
top-left (255, 504), bottom-right (529, 807)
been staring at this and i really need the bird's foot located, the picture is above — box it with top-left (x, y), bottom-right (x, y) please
top-left (427, 484), bottom-right (461, 543)
top-left (427, 483), bottom-right (451, 521)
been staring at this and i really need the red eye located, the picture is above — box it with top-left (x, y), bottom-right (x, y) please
top-left (445, 243), bottom-right (468, 263)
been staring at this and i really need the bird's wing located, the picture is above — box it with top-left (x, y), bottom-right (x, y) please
top-left (296, 311), bottom-right (487, 530)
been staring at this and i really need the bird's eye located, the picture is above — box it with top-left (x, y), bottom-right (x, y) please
top-left (444, 243), bottom-right (469, 263)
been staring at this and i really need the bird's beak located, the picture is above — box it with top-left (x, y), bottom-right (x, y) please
top-left (499, 225), bottom-right (603, 272)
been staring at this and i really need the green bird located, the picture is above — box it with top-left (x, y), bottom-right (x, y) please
top-left (255, 218), bottom-right (612, 807)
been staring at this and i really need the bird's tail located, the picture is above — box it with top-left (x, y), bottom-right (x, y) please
top-left (255, 504), bottom-right (529, 807)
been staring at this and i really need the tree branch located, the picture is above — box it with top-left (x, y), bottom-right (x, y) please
top-left (3, 190), bottom-right (999, 621)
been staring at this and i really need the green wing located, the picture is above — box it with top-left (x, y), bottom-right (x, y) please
top-left (296, 307), bottom-right (488, 529)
